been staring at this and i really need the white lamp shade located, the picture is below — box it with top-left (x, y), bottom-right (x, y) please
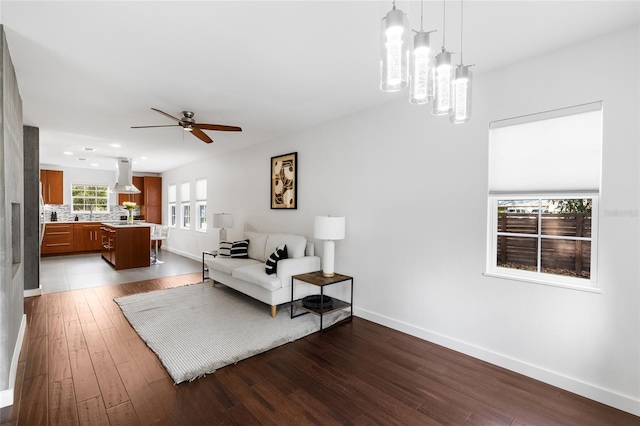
top-left (213, 213), bottom-right (233, 229)
top-left (314, 216), bottom-right (345, 240)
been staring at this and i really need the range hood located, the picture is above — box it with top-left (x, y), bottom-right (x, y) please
top-left (113, 157), bottom-right (141, 194)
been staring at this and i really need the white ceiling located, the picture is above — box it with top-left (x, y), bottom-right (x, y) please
top-left (1, 1), bottom-right (638, 173)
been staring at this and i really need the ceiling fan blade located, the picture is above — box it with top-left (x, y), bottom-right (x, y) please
top-left (191, 127), bottom-right (213, 143)
top-left (151, 108), bottom-right (182, 123)
top-left (194, 123), bottom-right (242, 132)
top-left (131, 124), bottom-right (180, 129)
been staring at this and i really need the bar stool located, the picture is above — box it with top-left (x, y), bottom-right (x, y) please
top-left (151, 225), bottom-right (169, 264)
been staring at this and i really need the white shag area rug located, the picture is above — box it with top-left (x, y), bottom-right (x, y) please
top-left (114, 282), bottom-right (349, 384)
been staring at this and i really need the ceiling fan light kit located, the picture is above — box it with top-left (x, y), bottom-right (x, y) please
top-left (132, 108), bottom-right (242, 143)
top-left (381, 0), bottom-right (475, 124)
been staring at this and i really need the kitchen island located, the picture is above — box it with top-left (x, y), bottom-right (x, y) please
top-left (101, 222), bottom-right (152, 270)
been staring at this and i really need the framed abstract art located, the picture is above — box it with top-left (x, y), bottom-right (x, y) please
top-left (271, 152), bottom-right (297, 209)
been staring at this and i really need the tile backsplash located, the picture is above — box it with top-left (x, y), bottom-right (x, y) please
top-left (43, 204), bottom-right (142, 222)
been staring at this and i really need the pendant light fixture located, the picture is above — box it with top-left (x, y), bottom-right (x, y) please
top-left (380, 1), bottom-right (409, 92)
top-left (451, 0), bottom-right (473, 123)
top-left (432, 0), bottom-right (454, 116)
top-left (409, 0), bottom-right (435, 104)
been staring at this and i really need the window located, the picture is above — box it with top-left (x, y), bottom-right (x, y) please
top-left (180, 182), bottom-right (190, 230)
top-left (486, 102), bottom-right (602, 289)
top-left (168, 184), bottom-right (176, 227)
top-left (195, 178), bottom-right (207, 232)
top-left (71, 184), bottom-right (109, 212)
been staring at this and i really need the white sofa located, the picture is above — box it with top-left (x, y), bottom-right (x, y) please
top-left (205, 231), bottom-right (321, 317)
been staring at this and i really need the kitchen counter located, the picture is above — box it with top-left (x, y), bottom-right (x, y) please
top-left (101, 221), bottom-right (153, 228)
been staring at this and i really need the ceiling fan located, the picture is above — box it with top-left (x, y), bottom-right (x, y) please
top-left (131, 108), bottom-right (242, 143)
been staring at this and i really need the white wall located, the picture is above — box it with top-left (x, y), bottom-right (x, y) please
top-left (162, 26), bottom-right (639, 414)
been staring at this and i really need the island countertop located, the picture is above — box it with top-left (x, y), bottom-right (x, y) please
top-left (101, 221), bottom-right (154, 228)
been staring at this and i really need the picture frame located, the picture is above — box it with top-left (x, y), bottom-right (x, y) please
top-left (271, 152), bottom-right (297, 209)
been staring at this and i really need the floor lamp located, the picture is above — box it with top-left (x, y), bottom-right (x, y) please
top-left (213, 213), bottom-right (233, 241)
top-left (314, 216), bottom-right (346, 277)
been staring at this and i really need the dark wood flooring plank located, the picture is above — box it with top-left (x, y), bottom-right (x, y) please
top-left (99, 327), bottom-right (134, 365)
top-left (68, 348), bottom-right (101, 403)
top-left (48, 377), bottom-right (79, 426)
top-left (17, 374), bottom-right (48, 426)
top-left (90, 350), bottom-right (129, 409)
top-left (47, 338), bottom-right (71, 384)
top-left (81, 321), bottom-right (109, 355)
top-left (60, 301), bottom-right (79, 323)
top-left (47, 314), bottom-right (65, 343)
top-left (122, 338), bottom-right (168, 384)
top-left (74, 302), bottom-right (95, 326)
top-left (24, 337), bottom-right (48, 379)
top-left (76, 396), bottom-right (110, 426)
top-left (63, 321), bottom-right (87, 353)
top-left (115, 360), bottom-right (166, 426)
top-left (106, 401), bottom-right (142, 426)
top-left (29, 313), bottom-right (48, 339)
top-left (45, 294), bottom-right (62, 317)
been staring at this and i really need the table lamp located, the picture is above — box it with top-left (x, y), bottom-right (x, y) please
top-left (314, 216), bottom-right (345, 277)
top-left (213, 213), bottom-right (233, 241)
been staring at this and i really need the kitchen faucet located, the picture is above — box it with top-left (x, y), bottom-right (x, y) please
top-left (89, 205), bottom-right (94, 221)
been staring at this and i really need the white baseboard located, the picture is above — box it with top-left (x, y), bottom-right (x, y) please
top-left (24, 287), bottom-right (41, 297)
top-left (354, 307), bottom-right (640, 416)
top-left (162, 246), bottom-right (201, 262)
top-left (0, 314), bottom-right (27, 408)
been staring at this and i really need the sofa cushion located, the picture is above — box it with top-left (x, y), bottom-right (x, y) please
top-left (232, 263), bottom-right (282, 291)
top-left (265, 234), bottom-right (307, 259)
top-left (265, 245), bottom-right (288, 275)
top-left (244, 231), bottom-right (269, 262)
top-left (207, 257), bottom-right (261, 275)
top-left (219, 240), bottom-right (249, 258)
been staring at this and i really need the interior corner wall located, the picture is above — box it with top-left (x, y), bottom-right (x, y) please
top-left (0, 25), bottom-right (25, 399)
top-left (162, 25), bottom-right (639, 414)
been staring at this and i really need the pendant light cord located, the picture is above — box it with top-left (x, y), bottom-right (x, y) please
top-left (420, 0), bottom-right (424, 32)
top-left (442, 0), bottom-right (446, 49)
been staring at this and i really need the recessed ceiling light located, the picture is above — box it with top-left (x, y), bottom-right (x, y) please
top-left (141, 156), bottom-right (147, 160)
top-left (82, 147), bottom-right (95, 152)
top-left (78, 158), bottom-right (87, 161)
top-left (91, 163), bottom-right (99, 167)
top-left (110, 143), bottom-right (121, 148)
top-left (63, 151), bottom-right (73, 155)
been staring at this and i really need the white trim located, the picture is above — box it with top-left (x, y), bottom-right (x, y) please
top-left (354, 307), bottom-right (640, 416)
top-left (162, 245), bottom-right (201, 262)
top-left (0, 314), bottom-right (27, 408)
top-left (24, 287), bottom-right (42, 297)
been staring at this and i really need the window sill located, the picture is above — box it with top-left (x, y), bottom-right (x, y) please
top-left (483, 271), bottom-right (601, 294)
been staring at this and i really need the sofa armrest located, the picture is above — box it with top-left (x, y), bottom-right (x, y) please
top-left (277, 256), bottom-right (321, 288)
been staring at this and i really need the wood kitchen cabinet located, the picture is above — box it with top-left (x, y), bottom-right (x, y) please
top-left (73, 223), bottom-right (102, 252)
top-left (41, 223), bottom-right (74, 254)
top-left (40, 169), bottom-right (64, 204)
top-left (101, 223), bottom-right (150, 270)
top-left (142, 176), bottom-right (162, 224)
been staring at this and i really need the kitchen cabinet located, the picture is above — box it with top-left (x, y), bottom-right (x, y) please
top-left (117, 176), bottom-right (144, 205)
top-left (101, 223), bottom-right (150, 270)
top-left (41, 223), bottom-right (74, 254)
top-left (142, 176), bottom-right (162, 224)
top-left (74, 223), bottom-right (102, 252)
top-left (40, 169), bottom-right (64, 204)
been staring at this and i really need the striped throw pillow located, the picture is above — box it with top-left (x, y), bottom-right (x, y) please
top-left (218, 240), bottom-right (249, 258)
top-left (265, 244), bottom-right (288, 275)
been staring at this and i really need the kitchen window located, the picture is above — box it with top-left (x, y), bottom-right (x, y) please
top-left (486, 102), bottom-right (602, 290)
top-left (71, 184), bottom-right (109, 212)
top-left (195, 178), bottom-right (207, 232)
top-left (168, 184), bottom-right (176, 228)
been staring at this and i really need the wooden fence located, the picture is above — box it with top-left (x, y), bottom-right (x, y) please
top-left (497, 213), bottom-right (591, 278)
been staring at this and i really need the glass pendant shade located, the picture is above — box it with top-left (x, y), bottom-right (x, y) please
top-left (380, 7), bottom-right (409, 92)
top-left (450, 65), bottom-right (472, 124)
top-left (432, 49), bottom-right (453, 115)
top-left (409, 31), bottom-right (434, 104)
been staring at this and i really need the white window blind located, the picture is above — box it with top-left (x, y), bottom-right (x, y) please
top-left (168, 184), bottom-right (176, 203)
top-left (180, 182), bottom-right (190, 202)
top-left (196, 178), bottom-right (207, 201)
top-left (488, 102), bottom-right (603, 194)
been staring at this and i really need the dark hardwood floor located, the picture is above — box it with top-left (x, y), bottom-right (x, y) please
top-left (2, 273), bottom-right (638, 425)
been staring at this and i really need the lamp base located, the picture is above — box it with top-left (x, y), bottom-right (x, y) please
top-left (322, 271), bottom-right (335, 278)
